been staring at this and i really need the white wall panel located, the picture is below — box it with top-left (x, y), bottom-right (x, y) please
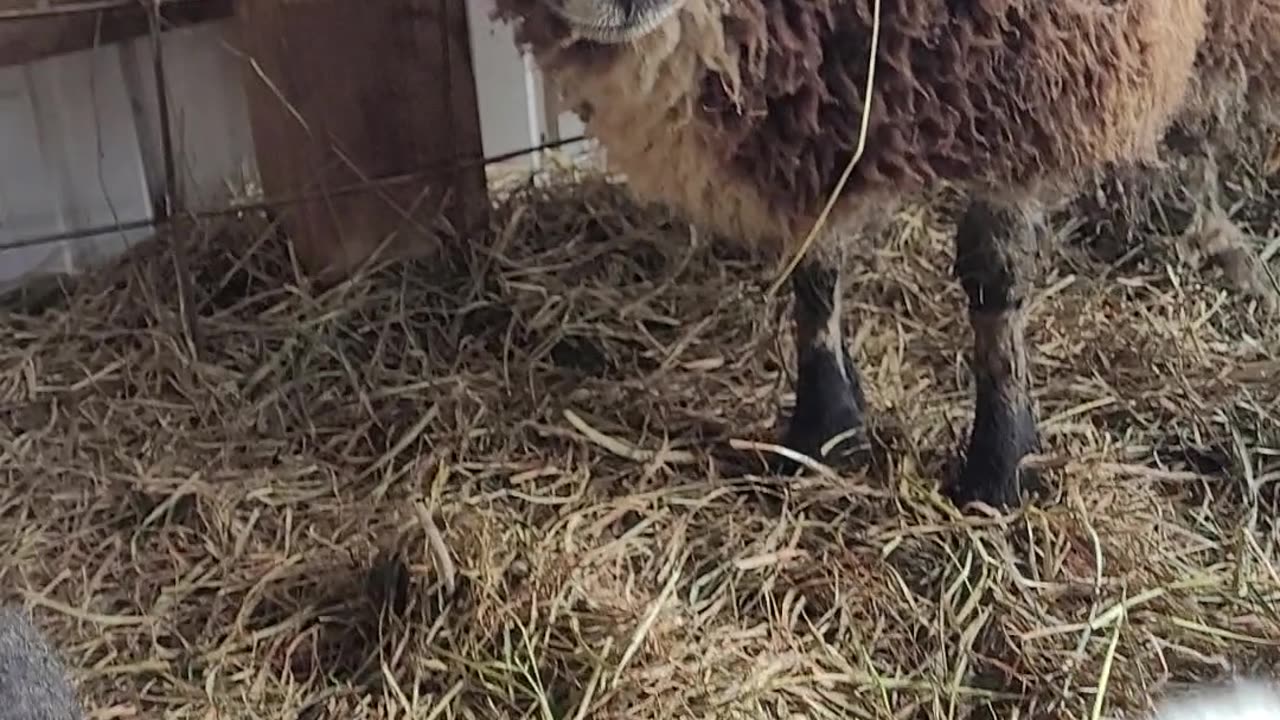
top-left (465, 0), bottom-right (589, 164)
top-left (118, 20), bottom-right (259, 211)
top-left (0, 45), bottom-right (151, 294)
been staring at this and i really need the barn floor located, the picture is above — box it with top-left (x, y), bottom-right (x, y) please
top-left (2, 157), bottom-right (1279, 720)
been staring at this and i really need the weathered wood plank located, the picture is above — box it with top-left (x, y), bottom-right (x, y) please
top-left (233, 0), bottom-right (488, 279)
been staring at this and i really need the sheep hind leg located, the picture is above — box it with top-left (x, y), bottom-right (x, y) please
top-left (777, 258), bottom-right (867, 469)
top-left (946, 198), bottom-right (1043, 510)
top-left (1187, 210), bottom-right (1279, 313)
top-left (1176, 143), bottom-right (1278, 312)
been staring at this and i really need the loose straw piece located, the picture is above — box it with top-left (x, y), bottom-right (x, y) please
top-left (564, 408), bottom-right (698, 464)
top-left (768, 0), bottom-right (884, 298)
top-left (415, 500), bottom-right (457, 596)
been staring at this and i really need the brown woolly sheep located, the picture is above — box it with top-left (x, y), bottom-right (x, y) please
top-left (492, 0), bottom-right (1214, 509)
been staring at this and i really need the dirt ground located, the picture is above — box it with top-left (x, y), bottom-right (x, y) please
top-left (1, 152), bottom-right (1278, 719)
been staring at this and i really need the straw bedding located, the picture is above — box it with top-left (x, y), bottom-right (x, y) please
top-left (0, 148), bottom-right (1278, 719)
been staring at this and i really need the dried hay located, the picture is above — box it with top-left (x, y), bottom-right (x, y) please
top-left (0, 153), bottom-right (1278, 720)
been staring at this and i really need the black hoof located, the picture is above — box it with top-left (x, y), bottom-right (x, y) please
top-left (946, 456), bottom-right (1042, 510)
top-left (945, 403), bottom-right (1042, 510)
top-left (773, 346), bottom-right (867, 474)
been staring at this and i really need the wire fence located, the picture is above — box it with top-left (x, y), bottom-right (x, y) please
top-left (0, 0), bottom-right (588, 357)
top-left (0, 135), bottom-right (587, 254)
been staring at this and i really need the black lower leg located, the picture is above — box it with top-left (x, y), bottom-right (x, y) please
top-left (947, 198), bottom-right (1043, 508)
top-left (780, 258), bottom-right (866, 464)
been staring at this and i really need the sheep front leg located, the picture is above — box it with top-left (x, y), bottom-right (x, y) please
top-left (947, 198), bottom-right (1043, 509)
top-left (780, 256), bottom-right (867, 465)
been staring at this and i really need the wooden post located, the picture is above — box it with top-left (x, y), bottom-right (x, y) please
top-left (233, 0), bottom-right (488, 280)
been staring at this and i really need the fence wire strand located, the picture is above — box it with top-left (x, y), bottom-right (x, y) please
top-left (0, 135), bottom-right (589, 254)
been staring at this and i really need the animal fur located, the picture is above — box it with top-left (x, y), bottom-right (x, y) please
top-left (0, 606), bottom-right (84, 720)
top-left (493, 0), bottom-right (1207, 255)
top-left (1183, 0), bottom-right (1280, 137)
top-left (1145, 679), bottom-right (1280, 720)
top-left (1069, 0), bottom-right (1280, 308)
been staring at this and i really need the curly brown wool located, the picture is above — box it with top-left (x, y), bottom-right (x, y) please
top-left (702, 0), bottom-right (1211, 221)
top-left (491, 0), bottom-right (1235, 509)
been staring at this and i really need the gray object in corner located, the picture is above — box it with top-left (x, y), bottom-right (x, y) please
top-left (0, 606), bottom-right (83, 720)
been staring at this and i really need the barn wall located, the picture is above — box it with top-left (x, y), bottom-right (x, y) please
top-left (0, 8), bottom-right (588, 295)
top-left (118, 21), bottom-right (259, 211)
top-left (0, 20), bottom-right (253, 295)
top-left (0, 41), bottom-right (145, 292)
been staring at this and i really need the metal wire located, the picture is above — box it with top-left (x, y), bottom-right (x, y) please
top-left (147, 0), bottom-right (202, 356)
top-left (0, 135), bottom-right (589, 253)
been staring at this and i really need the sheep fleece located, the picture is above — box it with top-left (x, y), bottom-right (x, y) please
top-left (495, 0), bottom-right (1207, 251)
top-left (1185, 0), bottom-right (1280, 133)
